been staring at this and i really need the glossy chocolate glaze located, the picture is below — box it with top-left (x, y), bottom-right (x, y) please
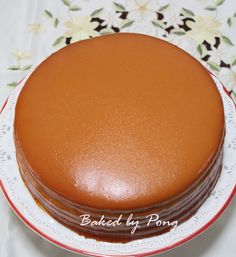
top-left (14, 33), bottom-right (225, 241)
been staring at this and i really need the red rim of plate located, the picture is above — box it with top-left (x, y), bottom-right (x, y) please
top-left (0, 73), bottom-right (235, 257)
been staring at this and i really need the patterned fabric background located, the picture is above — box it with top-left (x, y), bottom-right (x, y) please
top-left (0, 0), bottom-right (236, 103)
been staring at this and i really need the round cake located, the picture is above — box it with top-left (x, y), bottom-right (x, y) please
top-left (14, 33), bottom-right (225, 242)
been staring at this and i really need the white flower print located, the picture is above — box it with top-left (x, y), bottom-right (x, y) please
top-left (28, 23), bottom-right (44, 34)
top-left (12, 49), bottom-right (31, 61)
top-left (64, 16), bottom-right (99, 43)
top-left (100, 10), bottom-right (122, 28)
top-left (126, 0), bottom-right (158, 22)
top-left (186, 16), bottom-right (221, 44)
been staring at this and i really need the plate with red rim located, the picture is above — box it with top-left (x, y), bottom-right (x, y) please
top-left (0, 71), bottom-right (235, 257)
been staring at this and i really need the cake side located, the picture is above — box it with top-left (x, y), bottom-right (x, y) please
top-left (15, 131), bottom-right (224, 241)
top-left (14, 33), bottom-right (225, 241)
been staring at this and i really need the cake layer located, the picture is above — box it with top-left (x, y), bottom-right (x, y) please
top-left (14, 33), bottom-right (225, 241)
top-left (16, 134), bottom-right (223, 241)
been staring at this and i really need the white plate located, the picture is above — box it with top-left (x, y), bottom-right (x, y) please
top-left (0, 72), bottom-right (235, 257)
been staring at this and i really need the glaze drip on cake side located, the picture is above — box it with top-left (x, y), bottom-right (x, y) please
top-left (14, 33), bottom-right (225, 241)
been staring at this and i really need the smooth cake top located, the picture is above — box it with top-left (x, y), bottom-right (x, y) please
top-left (14, 33), bottom-right (225, 209)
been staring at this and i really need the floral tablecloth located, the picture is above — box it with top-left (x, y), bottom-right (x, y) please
top-left (0, 0), bottom-right (235, 257)
top-left (0, 0), bottom-right (236, 103)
